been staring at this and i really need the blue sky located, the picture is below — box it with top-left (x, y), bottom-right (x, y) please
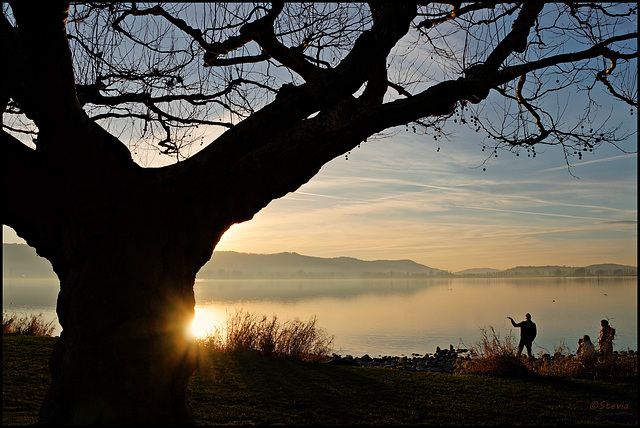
top-left (3, 7), bottom-right (637, 273)
top-left (3, 4), bottom-right (637, 273)
top-left (210, 123), bottom-right (637, 272)
top-left (3, 116), bottom-right (636, 273)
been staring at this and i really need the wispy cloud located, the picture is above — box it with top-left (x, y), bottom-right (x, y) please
top-left (596, 220), bottom-right (637, 225)
top-left (537, 153), bottom-right (638, 173)
top-left (458, 205), bottom-right (624, 222)
top-left (215, 133), bottom-right (637, 271)
top-left (4, 123), bottom-right (636, 272)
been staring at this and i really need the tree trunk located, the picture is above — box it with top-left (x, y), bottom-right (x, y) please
top-left (20, 151), bottom-right (223, 424)
top-left (37, 237), bottom-right (203, 425)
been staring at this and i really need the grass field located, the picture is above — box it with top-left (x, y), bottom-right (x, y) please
top-left (2, 334), bottom-right (637, 426)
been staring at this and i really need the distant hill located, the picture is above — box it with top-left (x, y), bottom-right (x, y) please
top-left (2, 243), bottom-right (636, 279)
top-left (198, 251), bottom-right (448, 278)
top-left (497, 264), bottom-right (637, 277)
top-left (1, 244), bottom-right (447, 279)
top-left (453, 268), bottom-right (501, 276)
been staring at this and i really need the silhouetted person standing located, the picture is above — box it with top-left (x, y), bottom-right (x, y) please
top-left (508, 313), bottom-right (537, 359)
top-left (598, 319), bottom-right (615, 356)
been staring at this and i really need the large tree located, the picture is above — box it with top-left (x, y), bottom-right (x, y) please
top-left (1, 1), bottom-right (636, 424)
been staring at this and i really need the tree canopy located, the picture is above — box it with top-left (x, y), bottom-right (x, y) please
top-left (3, 2), bottom-right (637, 168)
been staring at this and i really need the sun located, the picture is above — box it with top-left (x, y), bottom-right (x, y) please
top-left (189, 306), bottom-right (226, 339)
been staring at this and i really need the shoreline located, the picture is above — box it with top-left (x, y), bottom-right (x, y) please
top-left (326, 345), bottom-right (637, 374)
top-left (327, 345), bottom-right (467, 373)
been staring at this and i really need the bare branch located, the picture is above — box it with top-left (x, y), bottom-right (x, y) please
top-left (4, 2), bottom-right (635, 167)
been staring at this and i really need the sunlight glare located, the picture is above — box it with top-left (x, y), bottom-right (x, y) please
top-left (191, 305), bottom-right (227, 339)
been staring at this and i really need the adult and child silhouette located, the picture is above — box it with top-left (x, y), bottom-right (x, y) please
top-left (507, 314), bottom-right (615, 360)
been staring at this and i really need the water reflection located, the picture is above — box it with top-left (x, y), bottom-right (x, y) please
top-left (192, 277), bottom-right (637, 357)
top-left (4, 276), bottom-right (637, 358)
top-left (194, 277), bottom-right (452, 303)
top-left (3, 278), bottom-right (59, 332)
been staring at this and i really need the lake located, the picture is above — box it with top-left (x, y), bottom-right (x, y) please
top-left (3, 276), bottom-right (637, 357)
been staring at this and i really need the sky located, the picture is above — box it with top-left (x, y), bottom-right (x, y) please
top-left (214, 125), bottom-right (637, 272)
top-left (2, 4), bottom-right (637, 273)
top-left (7, 116), bottom-right (635, 273)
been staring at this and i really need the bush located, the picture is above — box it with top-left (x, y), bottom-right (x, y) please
top-left (457, 326), bottom-right (535, 377)
top-left (197, 309), bottom-right (333, 362)
top-left (457, 326), bottom-right (637, 382)
top-left (531, 350), bottom-right (637, 381)
top-left (2, 312), bottom-right (56, 337)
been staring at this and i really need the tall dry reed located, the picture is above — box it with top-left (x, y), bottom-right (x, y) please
top-left (457, 326), bottom-right (532, 377)
top-left (457, 325), bottom-right (637, 381)
top-left (2, 312), bottom-right (56, 336)
top-left (198, 309), bottom-right (333, 362)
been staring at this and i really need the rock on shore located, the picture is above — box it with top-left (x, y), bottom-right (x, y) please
top-left (326, 346), bottom-right (637, 375)
top-left (326, 345), bottom-right (469, 374)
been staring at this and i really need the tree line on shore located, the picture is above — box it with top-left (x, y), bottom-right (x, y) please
top-left (3, 243), bottom-right (636, 279)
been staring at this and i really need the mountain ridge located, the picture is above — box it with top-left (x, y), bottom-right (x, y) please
top-left (2, 243), bottom-right (636, 279)
top-left (199, 250), bottom-right (447, 278)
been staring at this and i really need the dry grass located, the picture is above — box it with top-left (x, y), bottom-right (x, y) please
top-left (531, 349), bottom-right (638, 381)
top-left (457, 326), bottom-right (534, 377)
top-left (197, 309), bottom-right (334, 362)
top-left (2, 312), bottom-right (56, 337)
top-left (457, 326), bottom-right (637, 382)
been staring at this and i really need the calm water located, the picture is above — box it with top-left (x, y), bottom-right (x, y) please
top-left (3, 277), bottom-right (637, 357)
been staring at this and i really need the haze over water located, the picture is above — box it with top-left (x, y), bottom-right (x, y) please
top-left (5, 276), bottom-right (636, 357)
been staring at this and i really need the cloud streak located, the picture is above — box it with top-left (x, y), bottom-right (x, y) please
top-left (4, 122), bottom-right (637, 272)
top-left (538, 153), bottom-right (638, 173)
top-left (214, 132), bottom-right (637, 271)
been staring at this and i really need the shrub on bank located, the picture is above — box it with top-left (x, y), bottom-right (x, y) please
top-left (456, 326), bottom-right (534, 377)
top-left (197, 309), bottom-right (334, 362)
top-left (456, 326), bottom-right (637, 381)
top-left (2, 312), bottom-right (56, 337)
top-left (530, 349), bottom-right (637, 381)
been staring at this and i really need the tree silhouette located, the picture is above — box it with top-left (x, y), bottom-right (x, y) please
top-left (1, 2), bottom-right (637, 424)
